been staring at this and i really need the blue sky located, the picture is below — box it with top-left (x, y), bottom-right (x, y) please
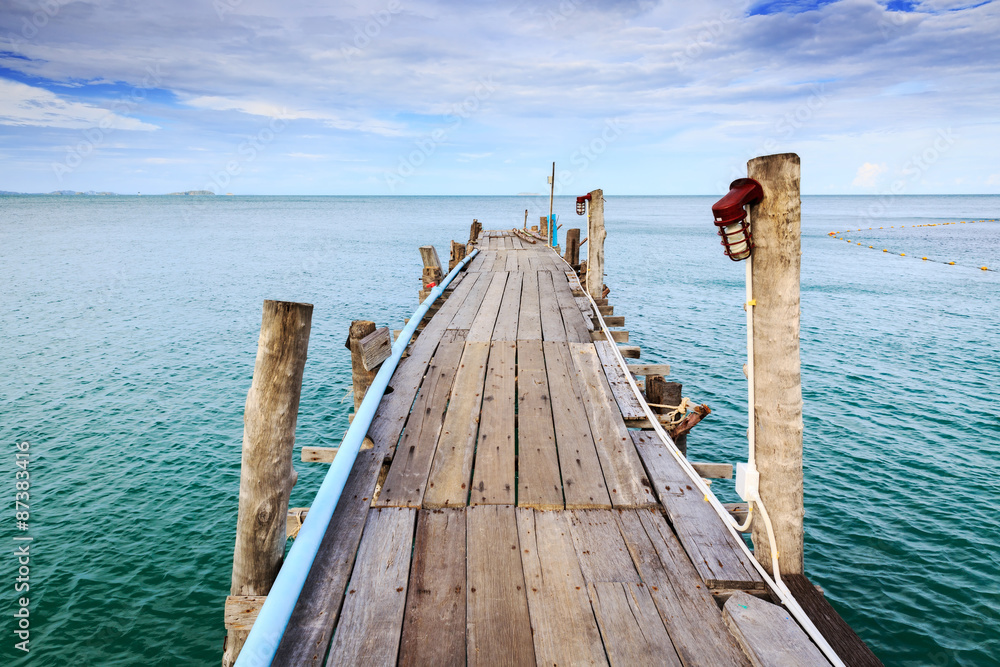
top-left (0, 0), bottom-right (997, 194)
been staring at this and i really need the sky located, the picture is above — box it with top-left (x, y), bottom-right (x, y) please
top-left (0, 0), bottom-right (998, 195)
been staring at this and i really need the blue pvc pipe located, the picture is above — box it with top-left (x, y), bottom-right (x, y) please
top-left (235, 248), bottom-right (480, 666)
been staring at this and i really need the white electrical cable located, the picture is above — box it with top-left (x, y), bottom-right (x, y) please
top-left (561, 255), bottom-right (845, 667)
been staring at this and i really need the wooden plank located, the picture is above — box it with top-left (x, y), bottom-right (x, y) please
top-left (503, 235), bottom-right (513, 250)
top-left (286, 507), bottom-right (309, 538)
top-left (550, 269), bottom-right (593, 343)
top-left (630, 431), bottom-right (764, 590)
top-left (301, 445), bottom-right (338, 463)
top-left (593, 340), bottom-right (646, 421)
top-left (359, 326), bottom-right (391, 371)
top-left (692, 462), bottom-right (733, 479)
top-left (542, 342), bottom-right (612, 509)
top-left (517, 270), bottom-right (542, 340)
top-left (492, 272), bottom-right (522, 341)
top-left (783, 574), bottom-right (883, 667)
top-left (588, 582), bottom-right (681, 667)
top-left (511, 235), bottom-right (524, 250)
top-left (616, 509), bottom-right (752, 667)
top-left (627, 363), bottom-right (671, 376)
top-left (505, 250), bottom-right (518, 271)
top-left (723, 591), bottom-right (832, 667)
top-left (570, 343), bottom-right (655, 508)
top-left (516, 509), bottom-right (606, 666)
top-left (491, 251), bottom-right (508, 272)
top-left (448, 272), bottom-right (494, 332)
top-left (618, 344), bottom-right (640, 359)
top-left (538, 271), bottom-right (568, 341)
top-left (399, 509), bottom-right (467, 667)
top-left (466, 505), bottom-right (535, 667)
top-left (516, 340), bottom-right (563, 510)
top-left (568, 509), bottom-right (641, 583)
top-left (592, 330), bottom-right (629, 343)
top-left (224, 595), bottom-right (266, 631)
top-left (440, 329), bottom-right (468, 344)
top-left (470, 342), bottom-right (516, 505)
top-left (375, 341), bottom-right (465, 507)
top-left (327, 507), bottom-right (417, 666)
top-left (424, 342), bottom-right (491, 508)
top-left (597, 315), bottom-right (625, 327)
top-left (467, 272), bottom-right (508, 342)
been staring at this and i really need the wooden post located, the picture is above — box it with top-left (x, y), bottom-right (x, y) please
top-left (469, 219), bottom-right (482, 245)
top-left (747, 153), bottom-right (803, 577)
top-left (646, 376), bottom-right (686, 455)
top-left (419, 245), bottom-right (443, 302)
top-left (548, 161), bottom-right (555, 247)
top-left (347, 320), bottom-right (377, 411)
top-left (539, 215), bottom-right (548, 238)
top-left (563, 228), bottom-right (581, 269)
top-left (449, 240), bottom-right (466, 272)
top-left (585, 188), bottom-right (605, 300)
top-left (223, 300), bottom-right (312, 667)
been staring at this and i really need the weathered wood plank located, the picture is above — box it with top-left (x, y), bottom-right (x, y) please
top-left (517, 270), bottom-right (542, 340)
top-left (467, 505), bottom-right (535, 667)
top-left (448, 272), bottom-right (494, 333)
top-left (618, 345), bottom-right (641, 359)
top-left (594, 340), bottom-right (646, 421)
top-left (616, 509), bottom-right (752, 667)
top-left (538, 271), bottom-right (568, 341)
top-left (327, 507), bottom-right (417, 666)
top-left (399, 509), bottom-right (467, 667)
top-left (550, 269), bottom-right (593, 343)
top-left (568, 509), bottom-right (641, 583)
top-left (424, 342), bottom-right (491, 508)
top-left (692, 462), bottom-right (733, 479)
top-left (627, 363), bottom-right (671, 377)
top-left (542, 342), bottom-right (612, 509)
top-left (516, 340), bottom-right (563, 510)
top-left (591, 330), bottom-right (629, 343)
top-left (505, 249), bottom-right (519, 271)
top-left (359, 326), bottom-right (391, 371)
top-left (588, 581), bottom-right (681, 667)
top-left (570, 343), bottom-right (655, 508)
top-left (516, 509), bottom-right (606, 666)
top-left (375, 341), bottom-right (465, 507)
top-left (467, 272), bottom-right (509, 342)
top-left (723, 591), bottom-right (832, 667)
top-left (630, 431), bottom-right (764, 590)
top-left (470, 342), bottom-right (517, 505)
top-left (224, 595), bottom-right (266, 631)
top-left (492, 271), bottom-right (522, 341)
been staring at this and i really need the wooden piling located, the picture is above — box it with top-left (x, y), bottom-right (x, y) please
top-left (564, 228), bottom-right (581, 270)
top-left (449, 240), bottom-right (467, 272)
top-left (469, 219), bottom-right (482, 245)
top-left (646, 376), bottom-right (686, 455)
top-left (223, 300), bottom-right (312, 667)
top-left (348, 320), bottom-right (378, 412)
top-left (585, 189), bottom-right (605, 300)
top-left (747, 153), bottom-right (804, 577)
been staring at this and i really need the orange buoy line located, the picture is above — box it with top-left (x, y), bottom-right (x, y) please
top-left (827, 218), bottom-right (998, 271)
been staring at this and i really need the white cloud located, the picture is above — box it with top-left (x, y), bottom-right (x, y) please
top-left (853, 162), bottom-right (888, 188)
top-left (184, 95), bottom-right (406, 136)
top-left (0, 79), bottom-right (158, 131)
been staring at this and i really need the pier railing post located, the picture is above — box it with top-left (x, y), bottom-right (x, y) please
top-left (586, 188), bottom-right (605, 300)
top-left (747, 153), bottom-right (804, 577)
top-left (449, 240), bottom-right (467, 272)
top-left (348, 320), bottom-right (377, 411)
top-left (564, 228), bottom-right (581, 270)
top-left (419, 245), bottom-right (443, 302)
top-left (223, 300), bottom-right (312, 666)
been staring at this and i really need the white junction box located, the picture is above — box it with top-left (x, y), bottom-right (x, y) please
top-left (735, 462), bottom-right (759, 502)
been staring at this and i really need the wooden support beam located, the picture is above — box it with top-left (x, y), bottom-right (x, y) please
top-left (691, 462), bottom-right (733, 479)
top-left (224, 300), bottom-right (311, 667)
top-left (469, 219), bottom-right (482, 244)
top-left (419, 245), bottom-right (443, 289)
top-left (286, 507), bottom-right (309, 538)
top-left (449, 240), bottom-right (467, 272)
top-left (564, 227), bottom-right (581, 269)
top-left (592, 330), bottom-right (628, 343)
top-left (585, 189), bottom-right (605, 300)
top-left (598, 305), bottom-right (613, 316)
top-left (646, 375), bottom-right (685, 455)
top-left (626, 363), bottom-right (670, 376)
top-left (347, 320), bottom-right (377, 412)
top-left (748, 152), bottom-right (804, 577)
top-left (618, 345), bottom-right (640, 359)
top-left (595, 315), bottom-right (625, 327)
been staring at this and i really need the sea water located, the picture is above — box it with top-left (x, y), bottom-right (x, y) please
top-left (1, 194), bottom-right (998, 666)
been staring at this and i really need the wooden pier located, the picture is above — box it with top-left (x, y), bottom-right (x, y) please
top-left (225, 178), bottom-right (881, 666)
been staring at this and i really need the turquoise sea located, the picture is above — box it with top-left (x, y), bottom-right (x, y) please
top-left (2, 194), bottom-right (998, 666)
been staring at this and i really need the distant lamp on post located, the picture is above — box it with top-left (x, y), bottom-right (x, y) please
top-left (711, 178), bottom-right (764, 261)
top-left (576, 193), bottom-right (592, 216)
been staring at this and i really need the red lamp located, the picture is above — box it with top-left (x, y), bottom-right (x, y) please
top-left (576, 193), bottom-right (592, 215)
top-left (711, 178), bottom-right (763, 261)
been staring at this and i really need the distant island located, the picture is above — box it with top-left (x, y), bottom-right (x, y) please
top-left (0, 190), bottom-right (219, 196)
top-left (167, 190), bottom-right (216, 196)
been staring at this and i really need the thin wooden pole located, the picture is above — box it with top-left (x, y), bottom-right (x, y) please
top-left (747, 153), bottom-right (803, 577)
top-left (347, 320), bottom-right (377, 411)
top-left (548, 161), bottom-right (555, 247)
top-left (563, 228), bottom-right (581, 270)
top-left (224, 300), bottom-right (312, 666)
top-left (585, 188), bottom-right (605, 300)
